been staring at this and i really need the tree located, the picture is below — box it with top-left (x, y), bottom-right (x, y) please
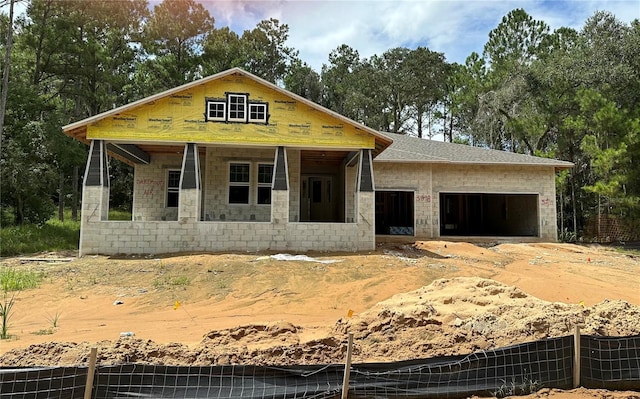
top-left (0, 0), bottom-right (14, 155)
top-left (567, 89), bottom-right (639, 218)
top-left (404, 47), bottom-right (449, 138)
top-left (472, 8), bottom-right (551, 152)
top-left (284, 59), bottom-right (322, 102)
top-left (142, 0), bottom-right (213, 92)
top-left (201, 27), bottom-right (243, 76)
top-left (239, 18), bottom-right (298, 84)
top-left (321, 44), bottom-right (361, 117)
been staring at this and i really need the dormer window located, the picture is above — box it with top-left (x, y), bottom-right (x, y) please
top-left (205, 93), bottom-right (268, 125)
top-left (227, 93), bottom-right (247, 122)
top-left (249, 103), bottom-right (268, 123)
top-left (206, 101), bottom-right (225, 122)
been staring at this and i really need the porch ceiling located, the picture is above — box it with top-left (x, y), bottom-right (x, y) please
top-left (301, 150), bottom-right (351, 166)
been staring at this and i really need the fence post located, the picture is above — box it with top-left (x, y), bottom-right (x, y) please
top-left (341, 333), bottom-right (354, 399)
top-left (573, 325), bottom-right (581, 388)
top-left (84, 347), bottom-right (98, 399)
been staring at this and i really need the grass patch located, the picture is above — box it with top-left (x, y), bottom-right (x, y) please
top-left (32, 328), bottom-right (55, 336)
top-left (0, 268), bottom-right (44, 292)
top-left (0, 218), bottom-right (80, 257)
top-left (153, 275), bottom-right (191, 288)
top-left (108, 210), bottom-right (132, 221)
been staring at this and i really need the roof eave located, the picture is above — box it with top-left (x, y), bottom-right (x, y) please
top-left (374, 159), bottom-right (574, 169)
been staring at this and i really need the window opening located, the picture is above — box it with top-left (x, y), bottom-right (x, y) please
top-left (229, 163), bottom-right (250, 204)
top-left (227, 94), bottom-right (247, 122)
top-left (249, 103), bottom-right (268, 123)
top-left (167, 170), bottom-right (180, 208)
top-left (257, 164), bottom-right (274, 204)
top-left (206, 101), bottom-right (226, 122)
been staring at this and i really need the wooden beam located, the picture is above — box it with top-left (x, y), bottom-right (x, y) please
top-left (107, 143), bottom-right (151, 164)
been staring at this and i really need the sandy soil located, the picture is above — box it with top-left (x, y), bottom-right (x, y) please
top-left (0, 241), bottom-right (639, 398)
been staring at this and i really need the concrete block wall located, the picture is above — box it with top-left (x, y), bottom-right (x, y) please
top-left (271, 190), bottom-right (289, 224)
top-left (79, 219), bottom-right (374, 255)
top-left (204, 147), bottom-right (275, 222)
top-left (179, 188), bottom-right (201, 222)
top-left (356, 191), bottom-right (376, 248)
top-left (345, 165), bottom-right (357, 223)
top-left (287, 149), bottom-right (301, 223)
top-left (133, 154), bottom-right (182, 221)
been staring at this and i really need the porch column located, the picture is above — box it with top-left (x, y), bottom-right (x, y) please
top-left (357, 149), bottom-right (375, 249)
top-left (82, 140), bottom-right (110, 221)
top-left (178, 143), bottom-right (201, 222)
top-left (79, 140), bottom-right (110, 256)
top-left (271, 146), bottom-right (289, 224)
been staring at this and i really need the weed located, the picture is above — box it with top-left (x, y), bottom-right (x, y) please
top-left (492, 374), bottom-right (543, 398)
top-left (0, 268), bottom-right (43, 292)
top-left (46, 311), bottom-right (61, 328)
top-left (0, 293), bottom-right (16, 339)
top-left (0, 268), bottom-right (44, 340)
top-left (32, 328), bottom-right (54, 336)
top-left (0, 216), bottom-right (80, 256)
top-left (153, 275), bottom-right (191, 288)
top-left (108, 210), bottom-right (132, 221)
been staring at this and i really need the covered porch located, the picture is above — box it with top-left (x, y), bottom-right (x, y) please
top-left (78, 140), bottom-right (376, 255)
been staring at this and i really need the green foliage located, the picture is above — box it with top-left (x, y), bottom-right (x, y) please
top-left (240, 18), bottom-right (298, 84)
top-left (153, 275), bottom-right (191, 288)
top-left (108, 210), bottom-right (133, 221)
top-left (0, 268), bottom-right (43, 292)
top-left (142, 0), bottom-right (213, 91)
top-left (45, 310), bottom-right (61, 328)
top-left (0, 265), bottom-right (44, 339)
top-left (0, 293), bottom-right (15, 339)
top-left (0, 217), bottom-right (80, 256)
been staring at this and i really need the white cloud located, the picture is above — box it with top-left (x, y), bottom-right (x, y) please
top-left (36, 0), bottom-right (634, 72)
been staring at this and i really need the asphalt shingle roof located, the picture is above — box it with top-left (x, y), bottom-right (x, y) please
top-left (375, 132), bottom-right (573, 169)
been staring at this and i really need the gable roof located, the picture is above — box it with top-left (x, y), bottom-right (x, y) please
top-left (62, 67), bottom-right (393, 160)
top-left (376, 132), bottom-right (573, 169)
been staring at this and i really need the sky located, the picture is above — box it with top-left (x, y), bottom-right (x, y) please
top-left (3, 0), bottom-right (639, 70)
top-left (200, 0), bottom-right (640, 71)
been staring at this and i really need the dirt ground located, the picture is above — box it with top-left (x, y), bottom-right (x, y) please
top-left (0, 241), bottom-right (639, 398)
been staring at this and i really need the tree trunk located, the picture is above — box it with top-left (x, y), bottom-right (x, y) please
top-left (0, 0), bottom-right (15, 152)
top-left (559, 188), bottom-right (564, 236)
top-left (58, 170), bottom-right (65, 221)
top-left (16, 193), bottom-right (23, 225)
top-left (571, 172), bottom-right (577, 237)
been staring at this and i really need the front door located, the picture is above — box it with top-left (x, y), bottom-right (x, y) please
top-left (301, 176), bottom-right (336, 222)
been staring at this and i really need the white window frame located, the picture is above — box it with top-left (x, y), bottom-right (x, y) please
top-left (248, 103), bottom-right (268, 124)
top-left (228, 162), bottom-right (251, 205)
top-left (166, 169), bottom-right (181, 208)
top-left (206, 100), bottom-right (226, 122)
top-left (256, 163), bottom-right (274, 205)
top-left (227, 94), bottom-right (248, 123)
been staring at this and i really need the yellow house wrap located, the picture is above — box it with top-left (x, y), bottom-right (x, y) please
top-left (87, 75), bottom-right (375, 149)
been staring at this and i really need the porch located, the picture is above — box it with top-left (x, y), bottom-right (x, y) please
top-left (79, 141), bottom-right (376, 255)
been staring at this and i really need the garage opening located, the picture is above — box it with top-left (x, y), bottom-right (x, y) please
top-left (440, 193), bottom-right (539, 236)
top-left (375, 191), bottom-right (414, 235)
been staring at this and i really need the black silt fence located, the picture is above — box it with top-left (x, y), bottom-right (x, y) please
top-left (580, 335), bottom-right (640, 391)
top-left (1, 335), bottom-right (639, 398)
top-left (0, 366), bottom-right (88, 399)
